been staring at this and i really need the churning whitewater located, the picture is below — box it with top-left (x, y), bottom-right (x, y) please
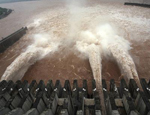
top-left (1, 33), bottom-right (59, 81)
top-left (1, 0), bottom-right (146, 88)
top-left (1, 0), bottom-right (149, 114)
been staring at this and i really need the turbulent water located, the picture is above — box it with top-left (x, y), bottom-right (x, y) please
top-left (0, 1), bottom-right (150, 82)
top-left (0, 0), bottom-right (149, 84)
top-left (1, 33), bottom-right (59, 81)
top-left (0, 0), bottom-right (149, 113)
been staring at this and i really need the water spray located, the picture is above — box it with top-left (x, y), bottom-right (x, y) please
top-left (75, 33), bottom-right (106, 114)
top-left (96, 23), bottom-right (143, 90)
top-left (88, 45), bottom-right (106, 115)
top-left (1, 33), bottom-right (59, 81)
top-left (75, 23), bottom-right (142, 114)
top-left (109, 44), bottom-right (142, 90)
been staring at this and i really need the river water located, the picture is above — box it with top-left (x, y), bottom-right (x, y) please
top-left (0, 0), bottom-right (150, 90)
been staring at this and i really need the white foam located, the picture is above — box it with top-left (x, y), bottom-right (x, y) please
top-left (1, 33), bottom-right (59, 81)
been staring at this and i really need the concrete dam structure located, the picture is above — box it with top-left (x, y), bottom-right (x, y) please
top-left (0, 0), bottom-right (150, 115)
top-left (0, 79), bottom-right (150, 115)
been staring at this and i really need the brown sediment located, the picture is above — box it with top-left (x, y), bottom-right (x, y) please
top-left (22, 49), bottom-right (94, 93)
top-left (130, 39), bottom-right (150, 81)
top-left (102, 59), bottom-right (121, 88)
top-left (0, 1), bottom-right (149, 113)
top-left (0, 33), bottom-right (30, 78)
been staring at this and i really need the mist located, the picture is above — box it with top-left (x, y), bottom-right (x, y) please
top-left (0, 0), bottom-right (148, 89)
top-left (1, 33), bottom-right (59, 81)
top-left (0, 0), bottom-right (149, 113)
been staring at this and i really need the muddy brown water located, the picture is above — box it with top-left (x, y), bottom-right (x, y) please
top-left (0, 0), bottom-right (150, 94)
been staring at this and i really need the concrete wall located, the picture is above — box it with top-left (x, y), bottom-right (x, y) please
top-left (0, 27), bottom-right (27, 53)
top-left (0, 0), bottom-right (33, 4)
top-left (128, 0), bottom-right (150, 4)
top-left (103, 0), bottom-right (150, 4)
